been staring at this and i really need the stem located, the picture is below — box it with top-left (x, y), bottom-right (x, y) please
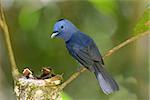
top-left (0, 1), bottom-right (19, 79)
top-left (59, 30), bottom-right (150, 91)
top-left (103, 30), bottom-right (150, 58)
top-left (59, 68), bottom-right (86, 91)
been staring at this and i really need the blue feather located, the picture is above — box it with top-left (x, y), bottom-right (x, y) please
top-left (51, 19), bottom-right (119, 94)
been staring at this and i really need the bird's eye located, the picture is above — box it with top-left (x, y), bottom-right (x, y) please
top-left (61, 26), bottom-right (64, 29)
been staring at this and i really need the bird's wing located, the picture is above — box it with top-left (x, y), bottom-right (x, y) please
top-left (72, 46), bottom-right (93, 67)
top-left (72, 40), bottom-right (104, 71)
top-left (88, 40), bottom-right (104, 65)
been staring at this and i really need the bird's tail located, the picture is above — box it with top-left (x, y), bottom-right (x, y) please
top-left (93, 62), bottom-right (119, 95)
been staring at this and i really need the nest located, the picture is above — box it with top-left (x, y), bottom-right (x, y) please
top-left (14, 67), bottom-right (63, 100)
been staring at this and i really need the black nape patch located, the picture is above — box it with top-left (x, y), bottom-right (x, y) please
top-left (57, 18), bottom-right (65, 22)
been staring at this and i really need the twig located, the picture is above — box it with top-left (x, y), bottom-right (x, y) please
top-left (103, 30), bottom-right (150, 58)
top-left (0, 0), bottom-right (149, 91)
top-left (58, 67), bottom-right (86, 91)
top-left (59, 30), bottom-right (150, 91)
top-left (0, 1), bottom-right (19, 79)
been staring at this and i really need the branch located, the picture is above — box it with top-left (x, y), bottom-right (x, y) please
top-left (0, 1), bottom-right (19, 80)
top-left (103, 30), bottom-right (150, 58)
top-left (59, 30), bottom-right (150, 91)
top-left (58, 67), bottom-right (86, 91)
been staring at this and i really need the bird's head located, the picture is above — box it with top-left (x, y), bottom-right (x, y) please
top-left (51, 19), bottom-right (78, 42)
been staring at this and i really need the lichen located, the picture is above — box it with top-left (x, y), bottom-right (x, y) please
top-left (14, 69), bottom-right (63, 100)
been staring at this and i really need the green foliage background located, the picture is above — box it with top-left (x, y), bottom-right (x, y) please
top-left (0, 0), bottom-right (149, 100)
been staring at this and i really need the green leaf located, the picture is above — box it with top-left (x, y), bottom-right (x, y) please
top-left (133, 8), bottom-right (150, 34)
top-left (19, 7), bottom-right (41, 31)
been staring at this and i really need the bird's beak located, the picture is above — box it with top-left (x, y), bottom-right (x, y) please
top-left (51, 31), bottom-right (59, 38)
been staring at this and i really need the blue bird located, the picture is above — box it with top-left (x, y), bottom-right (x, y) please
top-left (51, 19), bottom-right (119, 94)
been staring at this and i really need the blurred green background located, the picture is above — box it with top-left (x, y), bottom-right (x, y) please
top-left (0, 0), bottom-right (149, 100)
